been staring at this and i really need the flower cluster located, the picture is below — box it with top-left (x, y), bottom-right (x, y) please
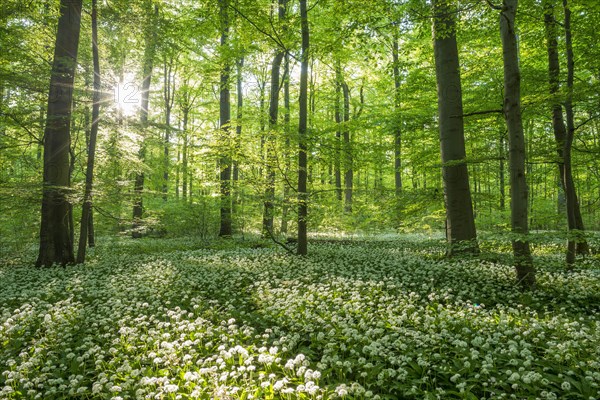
top-left (1, 234), bottom-right (599, 399)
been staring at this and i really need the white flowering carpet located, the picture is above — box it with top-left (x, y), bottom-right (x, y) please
top-left (1, 235), bottom-right (600, 399)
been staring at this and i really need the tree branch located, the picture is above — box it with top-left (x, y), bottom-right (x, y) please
top-left (228, 3), bottom-right (300, 62)
top-left (264, 225), bottom-right (296, 255)
top-left (484, 0), bottom-right (503, 10)
top-left (452, 109), bottom-right (503, 118)
top-left (574, 114), bottom-right (600, 131)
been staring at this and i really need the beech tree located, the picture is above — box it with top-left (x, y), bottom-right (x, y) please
top-left (132, 1), bottom-right (158, 238)
top-left (497, 0), bottom-right (536, 288)
top-left (219, 0), bottom-right (233, 237)
top-left (297, 0), bottom-right (310, 255)
top-left (262, 0), bottom-right (287, 238)
top-left (37, 0), bottom-right (83, 267)
top-left (76, 0), bottom-right (101, 264)
top-left (560, 0), bottom-right (590, 262)
top-left (392, 31), bottom-right (402, 197)
top-left (432, 0), bottom-right (478, 254)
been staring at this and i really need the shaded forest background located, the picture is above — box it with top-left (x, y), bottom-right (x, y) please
top-left (1, 0), bottom-right (599, 258)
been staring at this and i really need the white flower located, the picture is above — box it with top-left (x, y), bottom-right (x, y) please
top-left (335, 384), bottom-right (348, 396)
top-left (164, 384), bottom-right (179, 393)
top-left (273, 380), bottom-right (285, 390)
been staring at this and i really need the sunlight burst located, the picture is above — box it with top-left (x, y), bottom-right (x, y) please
top-left (113, 76), bottom-right (141, 117)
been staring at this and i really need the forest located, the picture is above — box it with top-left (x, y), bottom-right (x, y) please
top-left (1, 0), bottom-right (600, 398)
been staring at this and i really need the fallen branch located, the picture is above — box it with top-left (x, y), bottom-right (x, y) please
top-left (265, 226), bottom-right (296, 255)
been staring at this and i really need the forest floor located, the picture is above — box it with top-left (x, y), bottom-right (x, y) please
top-left (1, 233), bottom-right (600, 399)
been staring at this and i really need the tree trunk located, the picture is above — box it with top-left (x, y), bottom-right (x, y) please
top-left (561, 0), bottom-right (589, 260)
top-left (280, 53), bottom-right (291, 235)
top-left (162, 55), bottom-right (176, 201)
top-left (233, 57), bottom-right (244, 183)
top-left (182, 108), bottom-right (189, 199)
top-left (176, 146), bottom-right (180, 199)
top-left (132, 2), bottom-right (158, 238)
top-left (37, 0), bottom-right (83, 267)
top-left (262, 46), bottom-right (285, 237)
top-left (342, 81), bottom-right (352, 213)
top-left (297, 0), bottom-right (309, 255)
top-left (500, 0), bottom-right (535, 288)
top-left (258, 80), bottom-right (266, 176)
top-left (432, 0), bottom-right (478, 255)
top-left (334, 63), bottom-right (343, 201)
top-left (189, 134), bottom-right (194, 199)
top-left (392, 32), bottom-right (403, 196)
top-left (219, 0), bottom-right (233, 237)
top-left (499, 131), bottom-right (506, 211)
top-left (76, 0), bottom-right (100, 264)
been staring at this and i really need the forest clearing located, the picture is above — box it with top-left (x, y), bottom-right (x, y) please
top-left (1, 235), bottom-right (600, 399)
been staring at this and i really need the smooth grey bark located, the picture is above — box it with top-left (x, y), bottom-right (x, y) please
top-left (432, 0), bottom-right (478, 255)
top-left (262, 51), bottom-right (284, 237)
top-left (37, 0), bottom-right (83, 267)
top-left (76, 0), bottom-right (101, 264)
top-left (258, 79), bottom-right (267, 176)
top-left (262, 0), bottom-right (287, 238)
top-left (499, 0), bottom-right (535, 288)
top-left (499, 131), bottom-right (506, 211)
top-left (342, 81), bottom-right (352, 213)
top-left (561, 0), bottom-right (589, 260)
top-left (162, 54), bottom-right (176, 201)
top-left (334, 63), bottom-right (343, 201)
top-left (219, 0), bottom-right (233, 237)
top-left (280, 53), bottom-right (291, 235)
top-left (297, 0), bottom-right (309, 255)
top-left (182, 120), bottom-right (188, 199)
top-left (233, 57), bottom-right (244, 183)
top-left (132, 2), bottom-right (158, 238)
top-left (392, 32), bottom-right (403, 196)
top-left (179, 77), bottom-right (199, 202)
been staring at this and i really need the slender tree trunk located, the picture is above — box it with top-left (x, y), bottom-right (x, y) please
top-left (500, 0), bottom-right (535, 288)
top-left (258, 80), bottom-right (266, 176)
top-left (176, 146), bottom-right (180, 199)
top-left (392, 32), bottom-right (403, 196)
top-left (342, 81), bottom-right (352, 213)
top-left (36, 98), bottom-right (44, 161)
top-left (182, 108), bottom-right (189, 200)
top-left (232, 58), bottom-right (244, 229)
top-left (189, 134), bottom-right (194, 199)
top-left (499, 132), bottom-right (506, 211)
top-left (561, 0), bottom-right (589, 259)
top-left (68, 140), bottom-right (75, 248)
top-left (262, 46), bottom-right (285, 237)
top-left (81, 57), bottom-right (95, 247)
top-left (162, 55), bottom-right (175, 201)
top-left (219, 0), bottom-right (233, 237)
top-left (233, 57), bottom-right (244, 183)
top-left (37, 0), bottom-right (83, 267)
top-left (432, 0), bottom-right (478, 255)
top-left (132, 2), bottom-right (158, 238)
top-left (76, 0), bottom-right (100, 264)
top-left (334, 63), bottom-right (343, 201)
top-left (297, 0), bottom-right (309, 255)
top-left (280, 53), bottom-right (291, 235)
